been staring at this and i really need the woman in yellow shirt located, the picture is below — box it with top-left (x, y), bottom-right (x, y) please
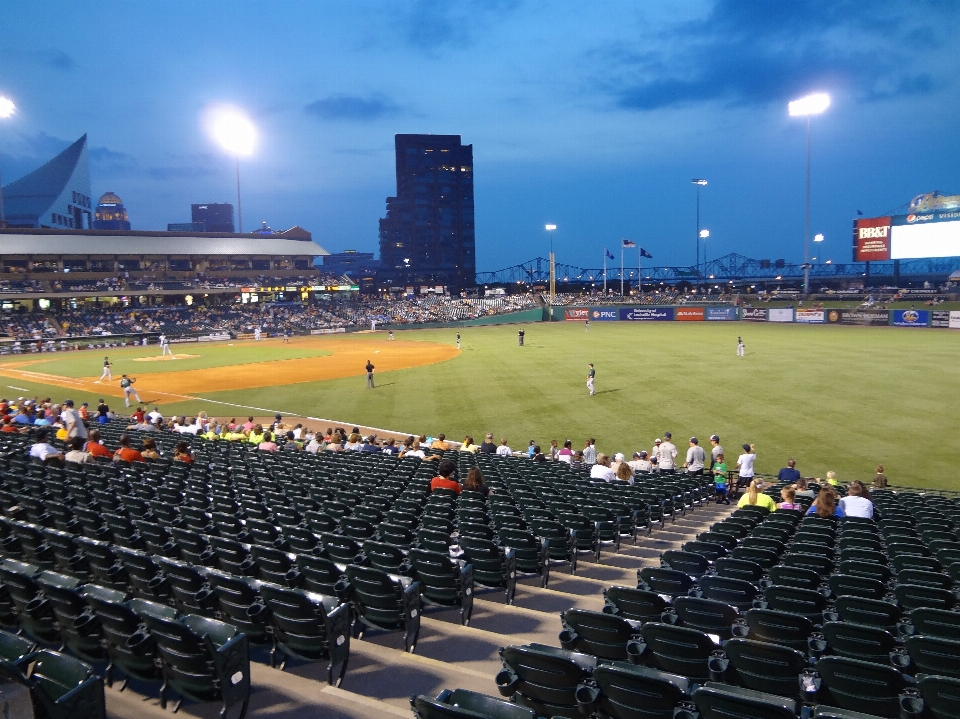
top-left (738, 479), bottom-right (777, 511)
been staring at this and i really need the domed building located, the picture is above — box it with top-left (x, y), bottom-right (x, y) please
top-left (92, 191), bottom-right (131, 230)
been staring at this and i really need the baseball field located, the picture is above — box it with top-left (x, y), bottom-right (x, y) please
top-left (0, 321), bottom-right (956, 490)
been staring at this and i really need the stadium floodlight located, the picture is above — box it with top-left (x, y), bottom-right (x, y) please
top-left (544, 224), bottom-right (557, 231)
top-left (0, 96), bottom-right (14, 228)
top-left (814, 233), bottom-right (824, 242)
top-left (699, 229), bottom-right (710, 238)
top-left (206, 105), bottom-right (257, 233)
top-left (790, 92), bottom-right (830, 296)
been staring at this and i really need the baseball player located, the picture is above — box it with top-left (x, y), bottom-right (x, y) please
top-left (160, 335), bottom-right (174, 357)
top-left (120, 374), bottom-right (142, 407)
top-left (456, 332), bottom-right (461, 349)
top-left (254, 327), bottom-right (262, 341)
top-left (95, 357), bottom-right (112, 383)
top-left (737, 336), bottom-right (745, 357)
top-left (587, 363), bottom-right (595, 396)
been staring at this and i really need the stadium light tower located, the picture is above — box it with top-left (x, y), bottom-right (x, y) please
top-left (208, 106), bottom-right (257, 233)
top-left (789, 92), bottom-right (830, 295)
top-left (0, 95), bottom-right (15, 229)
top-left (545, 224), bottom-right (557, 317)
top-left (692, 180), bottom-right (707, 288)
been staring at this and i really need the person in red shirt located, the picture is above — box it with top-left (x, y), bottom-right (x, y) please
top-left (173, 440), bottom-right (194, 463)
top-left (429, 459), bottom-right (461, 494)
top-left (1, 417), bottom-right (18, 433)
top-left (132, 407), bottom-right (146, 423)
top-left (113, 433), bottom-right (144, 463)
top-left (85, 429), bottom-right (113, 459)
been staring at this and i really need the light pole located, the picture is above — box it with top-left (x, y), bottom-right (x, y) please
top-left (545, 224), bottom-right (557, 317)
top-left (699, 229), bottom-right (710, 285)
top-left (208, 106), bottom-right (257, 233)
top-left (789, 93), bottom-right (830, 296)
top-left (692, 179), bottom-right (707, 288)
top-left (0, 96), bottom-right (16, 229)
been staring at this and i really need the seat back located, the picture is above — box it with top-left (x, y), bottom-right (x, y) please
top-left (559, 609), bottom-right (640, 661)
top-left (661, 550), bottom-right (710, 578)
top-left (742, 609), bottom-right (814, 652)
top-left (640, 623), bottom-right (717, 680)
top-left (916, 674), bottom-right (960, 719)
top-left (721, 638), bottom-right (808, 697)
top-left (714, 558), bottom-right (765, 583)
top-left (18, 649), bottom-right (105, 719)
top-left (821, 621), bottom-right (896, 665)
top-left (295, 555), bottom-right (344, 595)
top-left (763, 585), bottom-right (827, 624)
top-left (698, 575), bottom-right (758, 610)
top-left (894, 583), bottom-right (956, 611)
top-left (692, 683), bottom-right (798, 719)
top-left (909, 606), bottom-right (960, 641)
top-left (408, 549), bottom-right (473, 624)
top-left (638, 567), bottom-right (694, 598)
top-left (815, 655), bottom-right (907, 717)
top-left (672, 597), bottom-right (739, 638)
top-left (590, 662), bottom-right (691, 719)
top-left (834, 595), bottom-right (902, 630)
top-left (905, 635), bottom-right (960, 679)
top-left (496, 643), bottom-right (596, 717)
top-left (412, 688), bottom-right (536, 719)
top-left (603, 586), bottom-right (668, 623)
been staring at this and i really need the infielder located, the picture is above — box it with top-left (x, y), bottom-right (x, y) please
top-left (95, 357), bottom-right (112, 383)
top-left (587, 363), bottom-right (595, 396)
top-left (160, 335), bottom-right (174, 357)
top-left (254, 327), bottom-right (262, 341)
top-left (120, 374), bottom-right (142, 407)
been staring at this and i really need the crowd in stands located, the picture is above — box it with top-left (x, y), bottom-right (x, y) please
top-left (549, 290), bottom-right (736, 306)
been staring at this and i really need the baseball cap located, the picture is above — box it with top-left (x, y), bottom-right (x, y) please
top-left (663, 431), bottom-right (672, 439)
top-left (614, 453), bottom-right (624, 462)
top-left (633, 452), bottom-right (641, 458)
top-left (742, 443), bottom-right (751, 451)
top-left (689, 437), bottom-right (698, 444)
top-left (654, 438), bottom-right (661, 444)
top-left (710, 434), bottom-right (719, 442)
top-left (640, 451), bottom-right (648, 457)
top-left (64, 400), bottom-right (74, 406)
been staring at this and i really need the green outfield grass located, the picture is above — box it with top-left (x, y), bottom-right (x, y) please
top-left (1, 322), bottom-right (957, 490)
top-left (4, 343), bottom-right (331, 377)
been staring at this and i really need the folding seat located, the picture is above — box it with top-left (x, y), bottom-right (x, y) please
top-left (71, 507), bottom-right (111, 542)
top-left (412, 687), bottom-right (537, 719)
top-left (407, 549), bottom-right (474, 626)
top-left (557, 514), bottom-right (600, 563)
top-left (837, 535), bottom-right (883, 555)
top-left (828, 573), bottom-right (887, 600)
top-left (136, 611), bottom-right (250, 717)
top-left (637, 567), bottom-right (695, 599)
top-left (791, 535), bottom-right (834, 553)
top-left (603, 586), bottom-right (669, 624)
top-left (9, 521), bottom-right (56, 569)
top-left (558, 609), bottom-right (643, 661)
top-left (916, 674), bottom-right (960, 719)
top-left (418, 528), bottom-right (454, 555)
top-left (739, 608), bottom-right (815, 653)
top-left (71, 537), bottom-right (125, 591)
top-left (740, 537), bottom-right (787, 556)
top-left (496, 643), bottom-right (596, 718)
top-left (11, 649), bottom-right (106, 719)
top-left (244, 518), bottom-right (285, 549)
top-left (762, 585), bottom-right (828, 625)
top-left (909, 606), bottom-right (960, 641)
top-left (0, 558), bottom-right (61, 646)
top-left (208, 536), bottom-right (255, 576)
top-left (905, 635), bottom-right (960, 679)
top-left (581, 506), bottom-right (623, 553)
top-left (750, 524), bottom-right (791, 543)
top-left (248, 545), bottom-right (297, 586)
top-left (671, 597), bottom-right (739, 639)
top-left (831, 595), bottom-right (902, 632)
top-left (575, 661), bottom-right (692, 719)
top-left (102, 513), bottom-right (144, 551)
top-left (637, 623), bottom-right (718, 681)
top-left (696, 531), bottom-right (738, 552)
top-left (692, 683), bottom-right (798, 719)
top-left (801, 516), bottom-right (837, 532)
top-left (498, 528), bottom-right (550, 588)
top-left (895, 583), bottom-right (956, 611)
top-left (132, 519), bottom-right (178, 557)
top-left (768, 565), bottom-right (822, 592)
top-left (154, 557), bottom-right (217, 617)
top-left (377, 522), bottom-right (416, 549)
top-left (891, 554), bottom-right (942, 573)
top-left (529, 519), bottom-right (576, 573)
top-left (339, 516), bottom-right (378, 544)
top-left (204, 570), bottom-right (272, 649)
top-left (682, 541), bottom-right (726, 562)
top-left (178, 506), bottom-right (214, 534)
top-left (714, 558), bottom-right (765, 583)
top-left (718, 637), bottom-right (807, 698)
top-left (888, 541), bottom-right (932, 560)
top-left (458, 536), bottom-right (518, 604)
top-left (730, 546), bottom-right (779, 569)
top-left (41, 528), bottom-right (89, 579)
top-left (83, 585), bottom-right (172, 687)
top-left (0, 629), bottom-right (34, 670)
top-left (780, 552), bottom-right (833, 576)
top-left (660, 550), bottom-right (710, 578)
top-left (818, 620), bottom-right (898, 665)
top-left (169, 527), bottom-right (215, 567)
top-left (897, 568), bottom-right (953, 590)
top-left (710, 521), bottom-right (750, 540)
top-left (459, 521), bottom-right (496, 542)
top-left (344, 564), bottom-right (421, 652)
top-left (814, 655), bottom-right (910, 718)
top-left (363, 540), bottom-right (410, 574)
top-left (114, 547), bottom-right (170, 601)
top-left (35, 571), bottom-right (109, 664)
top-left (45, 501), bottom-right (79, 534)
top-left (698, 575), bottom-right (758, 611)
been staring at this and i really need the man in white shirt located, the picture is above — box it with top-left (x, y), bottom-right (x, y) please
top-left (838, 483), bottom-right (874, 518)
top-left (628, 451), bottom-right (653, 474)
top-left (496, 438), bottom-right (513, 456)
top-left (61, 399), bottom-right (87, 440)
top-left (683, 437), bottom-right (706, 476)
top-left (658, 432), bottom-right (678, 474)
top-left (709, 435), bottom-right (723, 470)
top-left (147, 408), bottom-right (163, 424)
top-left (28, 429), bottom-right (63, 463)
top-left (589, 454), bottom-right (617, 482)
top-left (736, 444), bottom-right (756, 490)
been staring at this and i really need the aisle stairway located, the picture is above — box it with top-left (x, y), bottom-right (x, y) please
top-left (103, 500), bottom-right (731, 719)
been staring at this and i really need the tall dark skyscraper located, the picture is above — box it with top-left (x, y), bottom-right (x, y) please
top-left (379, 134), bottom-right (475, 290)
top-left (191, 203), bottom-right (235, 233)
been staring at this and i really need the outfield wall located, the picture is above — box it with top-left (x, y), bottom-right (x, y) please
top-left (558, 305), bottom-right (960, 329)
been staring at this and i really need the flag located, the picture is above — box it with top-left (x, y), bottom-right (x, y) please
top-left (856, 209), bottom-right (863, 216)
top-left (622, 239), bottom-right (636, 248)
top-left (605, 249), bottom-right (615, 260)
top-left (640, 248), bottom-right (653, 259)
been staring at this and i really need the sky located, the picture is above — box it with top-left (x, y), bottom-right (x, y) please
top-left (2, 0), bottom-right (959, 273)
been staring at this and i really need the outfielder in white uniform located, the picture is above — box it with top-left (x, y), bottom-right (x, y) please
top-left (737, 336), bottom-right (745, 357)
top-left (254, 327), bottom-right (261, 341)
top-left (160, 335), bottom-right (174, 357)
top-left (95, 357), bottom-right (112, 383)
top-left (120, 374), bottom-right (142, 407)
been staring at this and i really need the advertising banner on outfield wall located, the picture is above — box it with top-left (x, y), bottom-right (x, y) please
top-left (842, 309), bottom-right (889, 326)
top-left (675, 307), bottom-right (705, 321)
top-left (741, 308), bottom-right (767, 322)
top-left (590, 308), bottom-right (620, 321)
top-left (932, 311), bottom-right (950, 328)
top-left (795, 309), bottom-right (825, 323)
top-left (892, 309), bottom-right (930, 327)
top-left (707, 307), bottom-right (737, 321)
top-left (564, 308), bottom-right (590, 321)
top-left (952, 311), bottom-right (960, 329)
top-left (826, 309), bottom-right (843, 324)
top-left (619, 307), bottom-right (674, 321)
top-left (768, 308), bottom-right (795, 322)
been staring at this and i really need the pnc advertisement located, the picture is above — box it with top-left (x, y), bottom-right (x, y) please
top-left (590, 308), bottom-right (620, 321)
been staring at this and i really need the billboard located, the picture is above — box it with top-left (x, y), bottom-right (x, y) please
top-left (565, 308), bottom-right (589, 321)
top-left (892, 309), bottom-right (929, 327)
top-left (825, 309), bottom-right (843, 324)
top-left (768, 308), bottom-right (794, 322)
top-left (706, 307), bottom-right (737, 321)
top-left (852, 216), bottom-right (892, 261)
top-left (842, 309), bottom-right (889, 326)
top-left (742, 308), bottom-right (767, 322)
top-left (930, 310), bottom-right (960, 329)
top-left (619, 307), bottom-right (674, 321)
top-left (590, 308), bottom-right (620, 321)
top-left (675, 307), bottom-right (705, 321)
top-left (795, 309), bottom-right (824, 323)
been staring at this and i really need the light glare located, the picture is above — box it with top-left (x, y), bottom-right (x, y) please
top-left (544, 224), bottom-right (557, 230)
top-left (699, 229), bottom-right (710, 238)
top-left (814, 233), bottom-right (824, 242)
top-left (788, 93), bottom-right (831, 117)
top-left (0, 96), bottom-right (15, 119)
top-left (207, 106), bottom-right (257, 156)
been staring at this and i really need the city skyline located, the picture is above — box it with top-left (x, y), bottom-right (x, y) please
top-left (1, 1), bottom-right (958, 272)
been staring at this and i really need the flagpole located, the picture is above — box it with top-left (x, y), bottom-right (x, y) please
top-left (620, 245), bottom-right (624, 296)
top-left (639, 248), bottom-right (642, 295)
top-left (603, 250), bottom-right (607, 295)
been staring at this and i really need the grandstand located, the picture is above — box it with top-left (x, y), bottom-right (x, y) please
top-left (0, 413), bottom-right (957, 719)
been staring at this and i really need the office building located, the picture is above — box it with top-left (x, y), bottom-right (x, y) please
top-left (192, 203), bottom-right (234, 233)
top-left (378, 134), bottom-right (475, 290)
top-left (322, 250), bottom-right (380, 278)
top-left (92, 191), bottom-right (131, 230)
top-left (0, 135), bottom-right (93, 229)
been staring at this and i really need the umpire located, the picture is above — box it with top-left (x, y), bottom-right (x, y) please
top-left (365, 360), bottom-right (375, 389)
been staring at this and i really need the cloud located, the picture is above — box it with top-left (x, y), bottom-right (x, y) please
top-left (593, 0), bottom-right (960, 111)
top-left (46, 50), bottom-right (75, 71)
top-left (305, 93), bottom-right (402, 122)
top-left (394, 0), bottom-right (522, 53)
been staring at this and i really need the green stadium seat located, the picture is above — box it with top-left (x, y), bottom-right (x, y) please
top-left (714, 558), bottom-right (765, 583)
top-left (739, 608), bottom-right (815, 653)
top-left (638, 567), bottom-right (695, 598)
top-left (14, 649), bottom-right (106, 719)
top-left (916, 674), bottom-right (960, 719)
top-left (769, 565), bottom-right (823, 592)
top-left (496, 643), bottom-right (596, 718)
top-left (582, 662), bottom-right (692, 719)
top-left (602, 586), bottom-right (669, 624)
top-left (833, 595), bottom-right (903, 631)
top-left (905, 635), bottom-right (960, 679)
top-left (814, 655), bottom-right (910, 718)
top-left (671, 597), bottom-right (739, 639)
top-left (697, 575), bottom-right (758, 610)
top-left (344, 565), bottom-right (421, 652)
top-left (719, 638), bottom-right (808, 698)
top-left (692, 682), bottom-right (797, 719)
top-left (660, 550), bottom-right (710, 578)
top-left (639, 623), bottom-right (718, 681)
top-left (821, 621), bottom-right (899, 665)
top-left (204, 570), bottom-right (273, 648)
top-left (559, 609), bottom-right (643, 661)
top-left (412, 687), bottom-right (537, 719)
top-left (458, 536), bottom-right (518, 604)
top-left (408, 548), bottom-right (474, 625)
top-left (894, 583), bottom-right (957, 611)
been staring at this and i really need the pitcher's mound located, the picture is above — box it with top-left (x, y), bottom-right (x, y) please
top-left (133, 354), bottom-right (198, 362)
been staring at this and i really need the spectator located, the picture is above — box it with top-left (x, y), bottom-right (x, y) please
top-left (629, 451), bottom-right (653, 474)
top-left (380, 438), bottom-right (398, 455)
top-left (549, 439), bottom-right (560, 461)
top-left (463, 466), bottom-right (490, 497)
top-left (360, 435), bottom-right (380, 453)
top-left (460, 436), bottom-right (479, 454)
top-left (431, 434), bottom-right (450, 451)
top-left (658, 432), bottom-right (678, 475)
top-left (839, 483), bottom-right (874, 518)
top-left (85, 429), bottom-right (113, 459)
top-left (526, 440), bottom-right (536, 458)
top-left (583, 439), bottom-right (597, 466)
top-left (683, 437), bottom-right (705, 476)
top-left (872, 465), bottom-right (889, 489)
top-left (174, 440), bottom-right (195, 462)
top-left (257, 432), bottom-right (278, 453)
top-left (496, 438), bottom-right (512, 457)
top-left (141, 437), bottom-right (160, 460)
top-left (61, 399), bottom-right (86, 440)
top-left (430, 459), bottom-right (461, 494)
top-left (29, 428), bottom-right (63, 464)
top-left (777, 459), bottom-right (801, 483)
top-left (778, 487), bottom-right (801, 510)
top-left (556, 440), bottom-right (573, 463)
top-left (570, 450), bottom-right (586, 470)
top-left (479, 433), bottom-right (497, 454)
top-left (795, 477), bottom-right (816, 499)
top-left (113, 434), bottom-right (144, 463)
top-left (808, 486), bottom-right (845, 518)
top-left (285, 431), bottom-right (302, 451)
top-left (531, 445), bottom-right (546, 462)
top-left (823, 471), bottom-right (839, 486)
top-left (64, 436), bottom-right (94, 464)
top-left (712, 453), bottom-right (730, 504)
top-left (615, 462), bottom-right (634, 484)
top-left (590, 454), bottom-right (616, 481)
top-left (738, 479), bottom-right (776, 511)
top-left (736, 444), bottom-right (756, 491)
